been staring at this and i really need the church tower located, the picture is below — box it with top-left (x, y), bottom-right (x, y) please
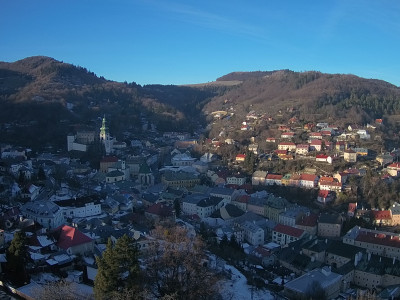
top-left (100, 116), bottom-right (113, 154)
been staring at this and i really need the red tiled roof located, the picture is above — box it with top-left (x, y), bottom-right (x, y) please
top-left (310, 139), bottom-right (322, 145)
top-left (355, 229), bottom-right (400, 248)
top-left (100, 156), bottom-right (119, 163)
top-left (348, 203), bottom-right (357, 213)
top-left (266, 174), bottom-right (283, 180)
top-left (372, 210), bottom-right (392, 220)
top-left (53, 225), bottom-right (92, 250)
top-left (310, 132), bottom-right (322, 136)
top-left (146, 203), bottom-right (174, 217)
top-left (316, 154), bottom-right (328, 159)
top-left (388, 163), bottom-right (400, 169)
top-left (236, 154), bottom-right (246, 159)
top-left (275, 150), bottom-right (287, 154)
top-left (296, 213), bottom-right (318, 227)
top-left (318, 190), bottom-right (330, 198)
top-left (273, 223), bottom-right (304, 238)
top-left (300, 174), bottom-right (318, 181)
top-left (320, 176), bottom-right (334, 182)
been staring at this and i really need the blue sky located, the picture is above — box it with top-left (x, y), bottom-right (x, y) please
top-left (1, 0), bottom-right (399, 86)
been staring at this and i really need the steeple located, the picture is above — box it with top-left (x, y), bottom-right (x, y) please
top-left (100, 115), bottom-right (108, 141)
top-left (99, 115), bottom-right (113, 154)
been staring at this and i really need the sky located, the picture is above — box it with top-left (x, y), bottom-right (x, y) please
top-left (1, 0), bottom-right (400, 86)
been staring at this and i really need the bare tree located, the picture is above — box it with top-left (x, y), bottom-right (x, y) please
top-left (32, 280), bottom-right (94, 300)
top-left (144, 225), bottom-right (219, 300)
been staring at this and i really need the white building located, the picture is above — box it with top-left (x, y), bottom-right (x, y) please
top-left (241, 221), bottom-right (265, 246)
top-left (21, 200), bottom-right (64, 229)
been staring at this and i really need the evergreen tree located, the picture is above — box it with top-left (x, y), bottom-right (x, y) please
top-left (6, 231), bottom-right (29, 286)
top-left (37, 166), bottom-right (46, 180)
top-left (174, 198), bottom-right (181, 217)
top-left (94, 235), bottom-right (140, 300)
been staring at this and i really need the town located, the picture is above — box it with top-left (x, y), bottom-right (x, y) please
top-left (1, 109), bottom-right (400, 300)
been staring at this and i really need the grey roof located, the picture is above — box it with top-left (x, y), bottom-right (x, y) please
top-left (183, 193), bottom-right (208, 204)
top-left (197, 196), bottom-right (223, 208)
top-left (326, 240), bottom-right (364, 259)
top-left (210, 187), bottom-right (235, 196)
top-left (285, 267), bottom-right (342, 294)
top-left (21, 200), bottom-right (61, 216)
top-left (318, 213), bottom-right (343, 224)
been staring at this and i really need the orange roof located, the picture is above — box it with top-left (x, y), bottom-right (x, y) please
top-left (372, 210), bottom-right (392, 220)
top-left (274, 224), bottom-right (304, 237)
top-left (53, 225), bottom-right (92, 250)
top-left (266, 174), bottom-right (283, 180)
top-left (300, 173), bottom-right (318, 181)
top-left (319, 176), bottom-right (334, 182)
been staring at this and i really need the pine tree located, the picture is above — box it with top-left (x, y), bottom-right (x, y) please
top-left (94, 235), bottom-right (140, 300)
top-left (6, 231), bottom-right (28, 286)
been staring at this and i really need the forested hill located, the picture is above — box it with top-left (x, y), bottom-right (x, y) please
top-left (0, 56), bottom-right (217, 149)
top-left (1, 56), bottom-right (400, 150)
top-left (204, 70), bottom-right (400, 127)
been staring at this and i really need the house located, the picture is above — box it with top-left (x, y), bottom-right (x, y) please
top-left (357, 129), bottom-right (370, 140)
top-left (51, 225), bottom-right (94, 255)
top-left (353, 147), bottom-right (368, 156)
top-left (182, 193), bottom-right (208, 216)
top-left (335, 141), bottom-right (347, 152)
top-left (387, 162), bottom-right (400, 177)
top-left (317, 190), bottom-right (335, 204)
top-left (241, 221), bottom-right (265, 246)
top-left (145, 203), bottom-right (175, 223)
top-left (371, 210), bottom-right (392, 226)
top-left (161, 171), bottom-right (200, 188)
top-left (284, 267), bottom-right (342, 300)
top-left (99, 156), bottom-right (119, 173)
top-left (226, 173), bottom-right (246, 186)
top-left (106, 170), bottom-right (125, 183)
top-left (247, 197), bottom-right (267, 216)
top-left (309, 132), bottom-right (323, 140)
top-left (54, 195), bottom-right (102, 220)
top-left (296, 213), bottom-right (318, 236)
top-left (318, 178), bottom-right (342, 192)
top-left (318, 213), bottom-right (343, 238)
top-left (278, 142), bottom-right (296, 152)
top-left (248, 144), bottom-right (259, 154)
top-left (265, 174), bottom-right (283, 185)
top-left (344, 149), bottom-right (357, 163)
top-left (348, 202), bottom-right (357, 217)
top-left (235, 154), bottom-right (246, 162)
top-left (196, 196), bottom-right (224, 218)
top-left (171, 152), bottom-right (196, 166)
top-left (252, 170), bottom-right (267, 185)
top-left (21, 200), bottom-right (64, 229)
top-left (295, 144), bottom-right (309, 155)
top-left (209, 187), bottom-right (239, 204)
top-left (391, 202), bottom-right (400, 225)
top-left (266, 137), bottom-right (276, 143)
top-left (299, 173), bottom-right (319, 188)
top-left (309, 140), bottom-right (323, 151)
top-left (315, 154), bottom-right (332, 164)
top-left (272, 223), bottom-right (306, 246)
top-left (279, 205), bottom-right (310, 227)
top-left (376, 153), bottom-right (394, 166)
top-left (281, 132), bottom-right (295, 139)
top-left (343, 226), bottom-right (400, 260)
